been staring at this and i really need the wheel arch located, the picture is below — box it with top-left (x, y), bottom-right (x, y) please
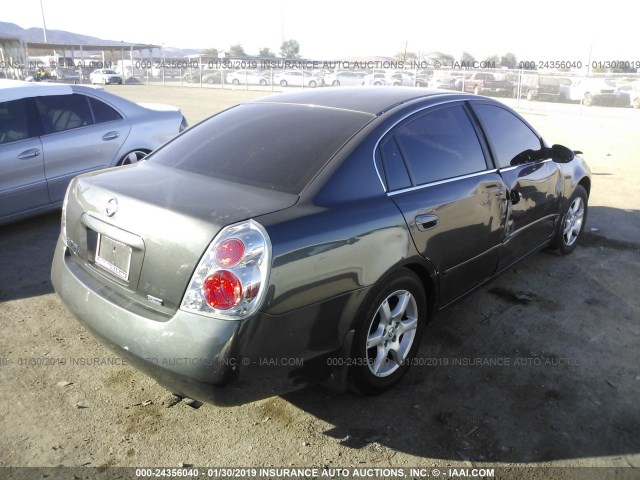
top-left (578, 176), bottom-right (591, 197)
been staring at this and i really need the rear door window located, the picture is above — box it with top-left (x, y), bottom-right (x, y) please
top-left (393, 105), bottom-right (488, 185)
top-left (88, 97), bottom-right (123, 123)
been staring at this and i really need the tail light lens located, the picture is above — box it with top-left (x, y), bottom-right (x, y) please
top-left (179, 116), bottom-right (188, 132)
top-left (180, 220), bottom-right (271, 320)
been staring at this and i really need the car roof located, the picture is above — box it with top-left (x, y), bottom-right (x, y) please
top-left (251, 87), bottom-right (460, 115)
top-left (0, 79), bottom-right (74, 103)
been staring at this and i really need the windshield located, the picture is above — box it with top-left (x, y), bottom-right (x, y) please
top-left (150, 103), bottom-right (373, 194)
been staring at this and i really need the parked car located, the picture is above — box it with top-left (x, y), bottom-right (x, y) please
top-left (274, 70), bottom-right (321, 87)
top-left (0, 80), bottom-right (187, 225)
top-left (460, 72), bottom-right (515, 97)
top-left (325, 70), bottom-right (365, 86)
top-left (51, 67), bottom-right (81, 83)
top-left (386, 72), bottom-right (414, 86)
top-left (517, 74), bottom-right (572, 102)
top-left (428, 72), bottom-right (462, 90)
top-left (618, 81), bottom-right (640, 109)
top-left (183, 69), bottom-right (221, 84)
top-left (90, 69), bottom-right (123, 85)
top-left (52, 87), bottom-right (590, 406)
top-left (415, 73), bottom-right (430, 87)
top-left (362, 73), bottom-right (387, 86)
top-left (562, 78), bottom-right (629, 106)
top-left (225, 70), bottom-right (270, 86)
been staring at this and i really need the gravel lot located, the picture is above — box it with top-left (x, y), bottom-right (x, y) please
top-left (0, 85), bottom-right (639, 478)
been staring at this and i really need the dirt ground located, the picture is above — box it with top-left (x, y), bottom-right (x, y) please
top-left (0, 85), bottom-right (638, 478)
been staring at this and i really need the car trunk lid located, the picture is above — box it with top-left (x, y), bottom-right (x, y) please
top-left (64, 162), bottom-right (297, 316)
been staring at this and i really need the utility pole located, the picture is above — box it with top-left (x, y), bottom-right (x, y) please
top-left (39, 0), bottom-right (48, 43)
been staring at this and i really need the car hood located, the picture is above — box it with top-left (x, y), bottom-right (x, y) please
top-left (64, 162), bottom-right (297, 314)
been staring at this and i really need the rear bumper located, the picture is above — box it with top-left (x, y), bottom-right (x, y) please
top-left (51, 237), bottom-right (366, 405)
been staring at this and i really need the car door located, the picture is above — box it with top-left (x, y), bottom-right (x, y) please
top-left (36, 93), bottom-right (131, 203)
top-left (470, 102), bottom-right (562, 269)
top-left (381, 103), bottom-right (508, 305)
top-left (0, 97), bottom-right (50, 220)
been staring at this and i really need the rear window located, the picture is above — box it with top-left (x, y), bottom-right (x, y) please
top-left (150, 103), bottom-right (372, 194)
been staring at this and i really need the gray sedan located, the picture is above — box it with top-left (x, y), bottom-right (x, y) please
top-left (0, 80), bottom-right (187, 225)
top-left (52, 88), bottom-right (590, 406)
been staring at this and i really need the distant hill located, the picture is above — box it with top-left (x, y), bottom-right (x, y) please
top-left (0, 21), bottom-right (201, 57)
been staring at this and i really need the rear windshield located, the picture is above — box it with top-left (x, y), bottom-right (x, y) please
top-left (150, 103), bottom-right (372, 194)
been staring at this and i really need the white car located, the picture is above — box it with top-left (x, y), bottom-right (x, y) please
top-left (562, 78), bottom-right (629, 106)
top-left (0, 80), bottom-right (187, 224)
top-left (90, 69), bottom-right (123, 85)
top-left (273, 70), bottom-right (321, 88)
top-left (225, 70), bottom-right (270, 86)
top-left (386, 72), bottom-right (414, 86)
top-left (362, 73), bottom-right (387, 86)
top-left (325, 71), bottom-right (365, 86)
top-left (619, 81), bottom-right (640, 109)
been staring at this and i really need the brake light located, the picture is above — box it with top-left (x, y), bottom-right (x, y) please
top-left (204, 271), bottom-right (242, 309)
top-left (181, 220), bottom-right (271, 320)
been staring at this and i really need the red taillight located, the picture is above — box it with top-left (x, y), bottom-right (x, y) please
top-left (215, 238), bottom-right (245, 267)
top-left (203, 271), bottom-right (242, 310)
top-left (181, 220), bottom-right (271, 320)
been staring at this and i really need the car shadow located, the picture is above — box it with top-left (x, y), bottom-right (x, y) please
top-left (281, 206), bottom-right (640, 463)
top-left (0, 211), bottom-right (60, 302)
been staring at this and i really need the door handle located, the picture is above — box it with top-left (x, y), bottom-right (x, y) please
top-left (17, 149), bottom-right (41, 160)
top-left (102, 131), bottom-right (119, 141)
top-left (415, 214), bottom-right (439, 231)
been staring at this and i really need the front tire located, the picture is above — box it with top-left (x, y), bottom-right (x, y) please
top-left (551, 185), bottom-right (588, 254)
top-left (583, 92), bottom-right (593, 106)
top-left (350, 269), bottom-right (427, 394)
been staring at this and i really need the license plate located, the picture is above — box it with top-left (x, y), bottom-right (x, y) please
top-left (95, 234), bottom-right (132, 281)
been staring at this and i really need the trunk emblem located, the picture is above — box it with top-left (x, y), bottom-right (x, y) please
top-left (105, 198), bottom-right (118, 216)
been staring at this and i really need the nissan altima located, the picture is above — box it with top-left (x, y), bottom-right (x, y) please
top-left (52, 88), bottom-right (591, 405)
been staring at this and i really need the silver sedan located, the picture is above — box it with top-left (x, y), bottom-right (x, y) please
top-left (0, 80), bottom-right (187, 225)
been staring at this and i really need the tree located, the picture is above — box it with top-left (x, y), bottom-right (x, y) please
top-left (259, 47), bottom-right (276, 58)
top-left (430, 51), bottom-right (455, 67)
top-left (501, 52), bottom-right (517, 69)
top-left (395, 51), bottom-right (418, 62)
top-left (280, 39), bottom-right (300, 59)
top-left (460, 51), bottom-right (476, 64)
top-left (229, 44), bottom-right (246, 57)
top-left (201, 48), bottom-right (219, 57)
top-left (484, 55), bottom-right (500, 66)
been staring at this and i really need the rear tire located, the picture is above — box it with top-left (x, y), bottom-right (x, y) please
top-left (583, 92), bottom-right (593, 106)
top-left (550, 185), bottom-right (588, 255)
top-left (350, 269), bottom-right (427, 395)
top-left (117, 150), bottom-right (149, 166)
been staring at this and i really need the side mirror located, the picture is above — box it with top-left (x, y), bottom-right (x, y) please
top-left (551, 144), bottom-right (575, 163)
